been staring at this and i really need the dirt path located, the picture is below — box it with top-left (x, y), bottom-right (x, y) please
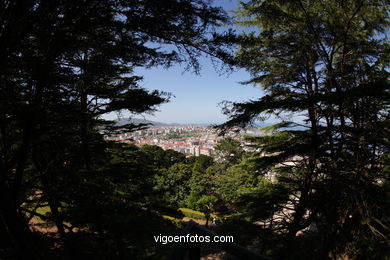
top-left (29, 218), bottom-right (59, 234)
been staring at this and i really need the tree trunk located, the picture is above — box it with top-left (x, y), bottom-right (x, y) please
top-left (0, 183), bottom-right (40, 260)
top-left (205, 214), bottom-right (210, 228)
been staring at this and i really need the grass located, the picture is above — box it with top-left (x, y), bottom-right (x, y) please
top-left (161, 215), bottom-right (185, 227)
top-left (36, 205), bottom-right (51, 216)
top-left (23, 204), bottom-right (52, 220)
top-left (178, 208), bottom-right (218, 220)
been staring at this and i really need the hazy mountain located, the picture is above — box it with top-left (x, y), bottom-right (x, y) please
top-left (114, 118), bottom-right (170, 126)
top-left (114, 118), bottom-right (233, 127)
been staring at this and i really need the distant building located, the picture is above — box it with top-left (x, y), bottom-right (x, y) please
top-left (189, 140), bottom-right (200, 146)
top-left (200, 147), bottom-right (212, 156)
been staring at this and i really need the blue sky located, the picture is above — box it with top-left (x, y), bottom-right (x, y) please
top-left (132, 62), bottom-right (263, 124)
top-left (105, 0), bottom-right (265, 124)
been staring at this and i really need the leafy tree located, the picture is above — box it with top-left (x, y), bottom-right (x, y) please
top-left (163, 149), bottom-right (187, 167)
top-left (61, 142), bottom-right (178, 259)
top-left (220, 0), bottom-right (389, 258)
top-left (214, 137), bottom-right (244, 164)
top-left (0, 0), bottom-right (232, 258)
top-left (236, 179), bottom-right (288, 223)
top-left (214, 155), bottom-right (260, 207)
top-left (155, 163), bottom-right (192, 207)
top-left (188, 155), bottom-right (215, 195)
top-left (191, 155), bottom-right (215, 173)
top-left (140, 145), bottom-right (185, 169)
top-left (191, 195), bottom-right (218, 227)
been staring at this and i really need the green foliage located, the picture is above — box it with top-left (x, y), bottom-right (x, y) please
top-left (140, 145), bottom-right (186, 169)
top-left (193, 195), bottom-right (218, 214)
top-left (186, 192), bottom-right (202, 211)
top-left (214, 157), bottom-right (261, 206)
top-left (187, 155), bottom-right (215, 195)
top-left (260, 122), bottom-right (295, 133)
top-left (182, 194), bottom-right (219, 226)
top-left (0, 0), bottom-right (234, 258)
top-left (214, 137), bottom-right (244, 164)
top-left (155, 163), bottom-right (192, 207)
top-left (219, 0), bottom-right (390, 257)
top-left (236, 180), bottom-right (289, 221)
top-left (192, 155), bottom-right (214, 173)
top-left (1, 0), bottom-right (388, 258)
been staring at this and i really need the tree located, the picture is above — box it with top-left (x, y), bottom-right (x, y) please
top-left (61, 142), bottom-right (175, 259)
top-left (188, 155), bottom-right (215, 195)
top-left (214, 156), bottom-right (260, 207)
top-left (214, 137), bottom-right (244, 164)
top-left (192, 195), bottom-right (218, 227)
top-left (155, 163), bottom-right (192, 207)
top-left (220, 0), bottom-right (389, 258)
top-left (140, 145), bottom-right (186, 169)
top-left (0, 0), bottom-right (232, 258)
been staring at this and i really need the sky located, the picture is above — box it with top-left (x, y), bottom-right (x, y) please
top-left (105, 0), bottom-right (265, 124)
top-left (133, 63), bottom-right (263, 124)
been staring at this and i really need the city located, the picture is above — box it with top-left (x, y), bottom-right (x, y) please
top-left (104, 125), bottom-right (265, 157)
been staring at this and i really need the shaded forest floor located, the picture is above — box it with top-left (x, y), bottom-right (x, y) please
top-left (27, 215), bottom-right (233, 260)
top-left (26, 215), bottom-right (338, 260)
